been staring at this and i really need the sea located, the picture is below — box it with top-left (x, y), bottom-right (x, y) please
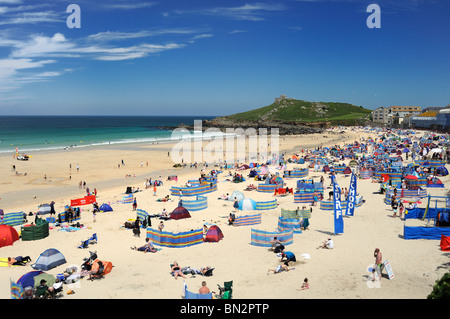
top-left (0, 115), bottom-right (216, 154)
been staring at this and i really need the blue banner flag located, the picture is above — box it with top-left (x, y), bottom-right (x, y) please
top-left (333, 176), bottom-right (344, 234)
top-left (345, 173), bottom-right (357, 216)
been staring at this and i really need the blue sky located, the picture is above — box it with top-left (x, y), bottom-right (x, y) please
top-left (0, 0), bottom-right (449, 116)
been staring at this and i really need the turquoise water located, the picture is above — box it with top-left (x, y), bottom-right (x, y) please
top-left (0, 116), bottom-right (213, 153)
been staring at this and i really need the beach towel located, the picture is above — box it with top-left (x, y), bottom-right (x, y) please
top-left (0, 257), bottom-right (19, 267)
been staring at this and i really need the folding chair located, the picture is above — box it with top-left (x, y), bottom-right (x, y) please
top-left (89, 233), bottom-right (98, 244)
top-left (77, 240), bottom-right (90, 249)
top-left (217, 280), bottom-right (233, 299)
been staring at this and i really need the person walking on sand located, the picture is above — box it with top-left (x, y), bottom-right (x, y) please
top-left (132, 198), bottom-right (137, 211)
top-left (153, 185), bottom-right (157, 196)
top-left (93, 210), bottom-right (96, 223)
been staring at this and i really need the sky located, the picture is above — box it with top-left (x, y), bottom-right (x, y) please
top-left (0, 0), bottom-right (449, 116)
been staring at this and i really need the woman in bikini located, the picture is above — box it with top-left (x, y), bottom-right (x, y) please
top-left (171, 261), bottom-right (186, 279)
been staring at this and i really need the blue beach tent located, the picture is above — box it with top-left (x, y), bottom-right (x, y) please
top-left (16, 270), bottom-right (44, 289)
top-left (31, 248), bottom-right (66, 271)
top-left (100, 203), bottom-right (113, 212)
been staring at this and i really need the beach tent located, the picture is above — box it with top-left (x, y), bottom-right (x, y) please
top-left (343, 167), bottom-right (352, 175)
top-left (33, 273), bottom-right (56, 288)
top-left (37, 204), bottom-right (51, 215)
top-left (427, 177), bottom-right (444, 188)
top-left (440, 234), bottom-right (450, 251)
top-left (436, 166), bottom-right (449, 177)
top-left (99, 203), bottom-right (113, 212)
top-left (238, 198), bottom-right (257, 211)
top-left (0, 224), bottom-right (19, 248)
top-left (16, 270), bottom-right (44, 289)
top-left (204, 225), bottom-right (224, 242)
top-left (227, 190), bottom-right (245, 202)
top-left (31, 248), bottom-right (66, 271)
top-left (170, 206), bottom-right (191, 220)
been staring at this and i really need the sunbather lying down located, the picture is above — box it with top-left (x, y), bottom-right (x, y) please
top-left (185, 266), bottom-right (214, 276)
top-left (267, 264), bottom-right (292, 274)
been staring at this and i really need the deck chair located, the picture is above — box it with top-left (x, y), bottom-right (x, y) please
top-left (89, 261), bottom-right (105, 280)
top-left (217, 280), bottom-right (233, 299)
top-left (203, 268), bottom-right (214, 277)
top-left (89, 233), bottom-right (97, 244)
top-left (77, 239), bottom-right (90, 249)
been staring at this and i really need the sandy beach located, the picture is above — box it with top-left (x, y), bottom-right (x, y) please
top-left (1, 127), bottom-right (449, 300)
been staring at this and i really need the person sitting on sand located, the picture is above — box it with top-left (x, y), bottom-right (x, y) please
top-left (298, 278), bottom-right (309, 290)
top-left (228, 212), bottom-right (235, 225)
top-left (271, 236), bottom-right (284, 253)
top-left (317, 237), bottom-right (334, 249)
top-left (267, 264), bottom-right (290, 274)
top-left (199, 281), bottom-right (214, 294)
top-left (171, 261), bottom-right (186, 279)
top-left (131, 238), bottom-right (157, 253)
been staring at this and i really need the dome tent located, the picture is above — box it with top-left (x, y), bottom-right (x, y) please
top-left (238, 198), bottom-right (257, 211)
top-left (170, 206), bottom-right (191, 220)
top-left (0, 225), bottom-right (19, 248)
top-left (204, 225), bottom-right (224, 242)
top-left (31, 248), bottom-right (66, 271)
top-left (17, 270), bottom-right (44, 289)
top-left (100, 203), bottom-right (113, 212)
top-left (227, 190), bottom-right (245, 202)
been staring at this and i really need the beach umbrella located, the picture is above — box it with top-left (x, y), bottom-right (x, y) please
top-left (33, 273), bottom-right (56, 288)
top-left (403, 148), bottom-right (409, 153)
top-left (405, 175), bottom-right (418, 180)
top-left (0, 225), bottom-right (19, 248)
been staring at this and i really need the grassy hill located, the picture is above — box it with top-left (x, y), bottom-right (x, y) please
top-left (222, 97), bottom-right (371, 125)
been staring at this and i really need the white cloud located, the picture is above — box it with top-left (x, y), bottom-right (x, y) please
top-left (87, 28), bottom-right (201, 42)
top-left (11, 33), bottom-right (75, 58)
top-left (174, 3), bottom-right (286, 21)
top-left (230, 30), bottom-right (248, 34)
top-left (107, 2), bottom-right (156, 10)
top-left (0, 10), bottom-right (62, 25)
top-left (0, 58), bottom-right (56, 92)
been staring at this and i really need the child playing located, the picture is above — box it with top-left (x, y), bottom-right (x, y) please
top-left (298, 278), bottom-right (309, 290)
